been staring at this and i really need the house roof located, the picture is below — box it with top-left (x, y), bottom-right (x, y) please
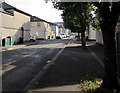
top-left (31, 16), bottom-right (58, 26)
top-left (47, 22), bottom-right (58, 26)
top-left (2, 2), bottom-right (31, 16)
top-left (31, 16), bottom-right (47, 22)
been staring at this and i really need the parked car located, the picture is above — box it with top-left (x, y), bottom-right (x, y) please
top-left (59, 33), bottom-right (67, 38)
top-left (30, 36), bottom-right (36, 42)
top-left (66, 34), bottom-right (70, 37)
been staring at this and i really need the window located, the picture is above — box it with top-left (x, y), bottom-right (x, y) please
top-left (37, 23), bottom-right (41, 28)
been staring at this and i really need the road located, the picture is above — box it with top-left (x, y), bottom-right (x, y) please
top-left (2, 39), bottom-right (70, 92)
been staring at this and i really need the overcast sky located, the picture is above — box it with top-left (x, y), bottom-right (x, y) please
top-left (5, 0), bottom-right (63, 22)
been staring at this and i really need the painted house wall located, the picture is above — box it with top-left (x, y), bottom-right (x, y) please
top-left (88, 26), bottom-right (96, 40)
top-left (56, 26), bottom-right (59, 36)
top-left (96, 31), bottom-right (103, 44)
top-left (52, 25), bottom-right (59, 37)
top-left (45, 22), bottom-right (52, 39)
top-left (31, 22), bottom-right (45, 39)
top-left (1, 10), bottom-right (30, 43)
top-left (30, 21), bottom-right (54, 39)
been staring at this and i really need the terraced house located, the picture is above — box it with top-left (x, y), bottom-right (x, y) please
top-left (1, 1), bottom-right (31, 46)
top-left (30, 16), bottom-right (55, 40)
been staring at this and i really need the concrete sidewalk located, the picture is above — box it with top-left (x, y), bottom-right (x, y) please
top-left (2, 40), bottom-right (39, 51)
top-left (87, 43), bottom-right (104, 62)
top-left (26, 41), bottom-right (104, 92)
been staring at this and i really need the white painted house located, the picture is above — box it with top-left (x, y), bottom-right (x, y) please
top-left (54, 22), bottom-right (71, 35)
top-left (31, 16), bottom-right (55, 40)
top-left (1, 2), bottom-right (31, 45)
top-left (51, 24), bottom-right (59, 37)
top-left (86, 25), bottom-right (96, 40)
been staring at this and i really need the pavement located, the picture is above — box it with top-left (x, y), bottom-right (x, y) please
top-left (2, 40), bottom-right (120, 92)
top-left (24, 40), bottom-right (105, 93)
top-left (2, 40), bottom-right (39, 51)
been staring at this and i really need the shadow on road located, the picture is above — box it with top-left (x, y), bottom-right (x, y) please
top-left (2, 46), bottom-right (61, 92)
top-left (27, 44), bottom-right (104, 92)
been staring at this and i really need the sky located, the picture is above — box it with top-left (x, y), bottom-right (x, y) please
top-left (4, 0), bottom-right (63, 22)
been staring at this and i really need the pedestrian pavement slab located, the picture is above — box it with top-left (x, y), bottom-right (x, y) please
top-left (26, 41), bottom-right (104, 92)
top-left (27, 84), bottom-right (87, 92)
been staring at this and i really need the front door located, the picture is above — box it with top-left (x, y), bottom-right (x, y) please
top-left (21, 27), bottom-right (24, 38)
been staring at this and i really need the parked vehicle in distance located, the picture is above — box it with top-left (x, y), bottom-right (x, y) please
top-left (30, 36), bottom-right (36, 42)
top-left (56, 33), bottom-right (70, 39)
top-left (59, 33), bottom-right (67, 38)
top-left (66, 34), bottom-right (70, 37)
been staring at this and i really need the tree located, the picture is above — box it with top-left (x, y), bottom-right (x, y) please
top-left (55, 2), bottom-right (120, 90)
top-left (94, 2), bottom-right (120, 91)
top-left (54, 2), bottom-right (93, 47)
top-left (46, 0), bottom-right (120, 91)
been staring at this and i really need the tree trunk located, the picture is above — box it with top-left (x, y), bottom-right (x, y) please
top-left (77, 32), bottom-right (80, 40)
top-left (101, 21), bottom-right (119, 90)
top-left (81, 30), bottom-right (86, 47)
top-left (99, 2), bottom-right (120, 90)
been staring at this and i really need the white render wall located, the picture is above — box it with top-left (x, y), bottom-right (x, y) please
top-left (54, 26), bottom-right (59, 36)
top-left (88, 27), bottom-right (96, 40)
top-left (52, 25), bottom-right (60, 37)
top-left (96, 31), bottom-right (103, 45)
top-left (30, 21), bottom-right (54, 39)
top-left (30, 22), bottom-right (45, 39)
top-left (55, 26), bottom-right (59, 36)
top-left (1, 10), bottom-right (30, 42)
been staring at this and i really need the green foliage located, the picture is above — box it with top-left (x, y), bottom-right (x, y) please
top-left (53, 2), bottom-right (94, 33)
top-left (79, 78), bottom-right (102, 91)
top-left (91, 18), bottom-right (101, 32)
top-left (79, 78), bottom-right (120, 93)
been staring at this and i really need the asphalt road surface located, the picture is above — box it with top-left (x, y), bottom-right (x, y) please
top-left (2, 39), bottom-right (70, 92)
